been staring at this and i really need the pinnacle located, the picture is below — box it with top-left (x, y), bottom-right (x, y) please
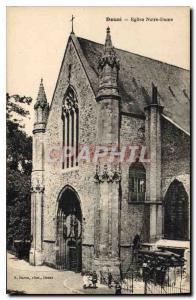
top-left (104, 26), bottom-right (113, 54)
top-left (34, 78), bottom-right (48, 109)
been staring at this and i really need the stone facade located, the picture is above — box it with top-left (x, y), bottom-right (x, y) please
top-left (40, 36), bottom-right (97, 269)
top-left (30, 28), bottom-right (190, 275)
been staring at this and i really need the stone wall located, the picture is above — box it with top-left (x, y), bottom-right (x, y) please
top-left (42, 242), bottom-right (56, 268)
top-left (119, 113), bottom-right (190, 268)
top-left (161, 116), bottom-right (190, 238)
top-left (161, 116), bottom-right (190, 197)
top-left (120, 114), bottom-right (146, 268)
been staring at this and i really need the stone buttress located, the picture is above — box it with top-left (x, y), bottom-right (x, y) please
top-left (29, 79), bottom-right (49, 265)
top-left (144, 84), bottom-right (164, 242)
top-left (93, 27), bottom-right (121, 279)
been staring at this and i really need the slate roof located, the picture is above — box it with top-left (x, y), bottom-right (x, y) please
top-left (72, 35), bottom-right (190, 134)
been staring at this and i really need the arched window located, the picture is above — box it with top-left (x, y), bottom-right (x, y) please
top-left (62, 87), bottom-right (79, 168)
top-left (129, 162), bottom-right (146, 202)
top-left (164, 179), bottom-right (188, 240)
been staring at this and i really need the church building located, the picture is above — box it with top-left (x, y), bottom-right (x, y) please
top-left (29, 26), bottom-right (190, 276)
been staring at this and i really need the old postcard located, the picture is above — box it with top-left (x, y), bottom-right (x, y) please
top-left (7, 6), bottom-right (191, 295)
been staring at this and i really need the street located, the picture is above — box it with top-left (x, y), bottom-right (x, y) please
top-left (7, 253), bottom-right (115, 295)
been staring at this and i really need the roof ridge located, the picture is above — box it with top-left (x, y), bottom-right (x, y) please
top-left (77, 36), bottom-right (189, 72)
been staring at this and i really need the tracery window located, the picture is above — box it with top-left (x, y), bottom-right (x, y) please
top-left (62, 87), bottom-right (79, 168)
top-left (129, 162), bottom-right (146, 202)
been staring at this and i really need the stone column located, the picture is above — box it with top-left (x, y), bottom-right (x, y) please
top-left (75, 108), bottom-right (79, 166)
top-left (144, 85), bottom-right (164, 242)
top-left (94, 165), bottom-right (121, 280)
top-left (62, 110), bottom-right (66, 169)
top-left (111, 180), bottom-right (120, 258)
top-left (68, 111), bottom-right (72, 168)
top-left (73, 109), bottom-right (77, 166)
top-left (29, 183), bottom-right (44, 265)
top-left (99, 178), bottom-right (109, 256)
top-left (93, 27), bottom-right (121, 279)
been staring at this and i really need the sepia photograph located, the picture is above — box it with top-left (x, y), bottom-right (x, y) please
top-left (6, 6), bottom-right (191, 295)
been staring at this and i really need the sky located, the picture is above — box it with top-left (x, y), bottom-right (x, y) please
top-left (7, 6), bottom-right (190, 135)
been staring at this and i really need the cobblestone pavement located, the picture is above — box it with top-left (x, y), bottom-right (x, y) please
top-left (7, 253), bottom-right (115, 295)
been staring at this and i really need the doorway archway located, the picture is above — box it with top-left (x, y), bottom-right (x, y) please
top-left (164, 179), bottom-right (188, 241)
top-left (56, 186), bottom-right (82, 271)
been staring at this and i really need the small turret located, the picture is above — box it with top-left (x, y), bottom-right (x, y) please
top-left (96, 27), bottom-right (120, 101)
top-left (33, 78), bottom-right (49, 133)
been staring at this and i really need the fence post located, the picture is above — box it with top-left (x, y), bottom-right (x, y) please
top-left (144, 280), bottom-right (147, 294)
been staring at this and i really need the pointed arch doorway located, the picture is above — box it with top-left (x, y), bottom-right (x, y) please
top-left (164, 179), bottom-right (189, 241)
top-left (56, 186), bottom-right (82, 272)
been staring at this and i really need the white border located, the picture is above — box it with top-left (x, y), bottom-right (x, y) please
top-left (1, 1), bottom-right (195, 299)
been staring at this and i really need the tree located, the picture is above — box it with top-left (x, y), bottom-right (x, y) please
top-left (7, 93), bottom-right (32, 248)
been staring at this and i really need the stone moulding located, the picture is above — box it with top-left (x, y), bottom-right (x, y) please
top-left (98, 53), bottom-right (120, 70)
top-left (31, 183), bottom-right (45, 193)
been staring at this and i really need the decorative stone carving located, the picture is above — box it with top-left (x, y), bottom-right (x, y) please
top-left (98, 27), bottom-right (120, 71)
top-left (62, 87), bottom-right (78, 116)
top-left (137, 126), bottom-right (145, 139)
top-left (94, 164), bottom-right (121, 183)
top-left (62, 214), bottom-right (82, 239)
top-left (98, 52), bottom-right (120, 71)
top-left (62, 103), bottom-right (69, 115)
top-left (34, 79), bottom-right (48, 110)
top-left (33, 79), bottom-right (49, 130)
top-left (31, 183), bottom-right (45, 193)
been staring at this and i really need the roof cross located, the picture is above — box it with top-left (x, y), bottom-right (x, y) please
top-left (70, 15), bottom-right (75, 34)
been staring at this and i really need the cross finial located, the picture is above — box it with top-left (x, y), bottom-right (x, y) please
top-left (70, 15), bottom-right (75, 34)
top-left (104, 26), bottom-right (113, 53)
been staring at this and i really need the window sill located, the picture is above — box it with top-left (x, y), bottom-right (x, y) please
top-left (128, 201), bottom-right (162, 205)
top-left (128, 201), bottom-right (145, 205)
top-left (61, 166), bottom-right (79, 174)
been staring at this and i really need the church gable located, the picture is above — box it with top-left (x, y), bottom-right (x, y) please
top-left (45, 35), bottom-right (97, 164)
